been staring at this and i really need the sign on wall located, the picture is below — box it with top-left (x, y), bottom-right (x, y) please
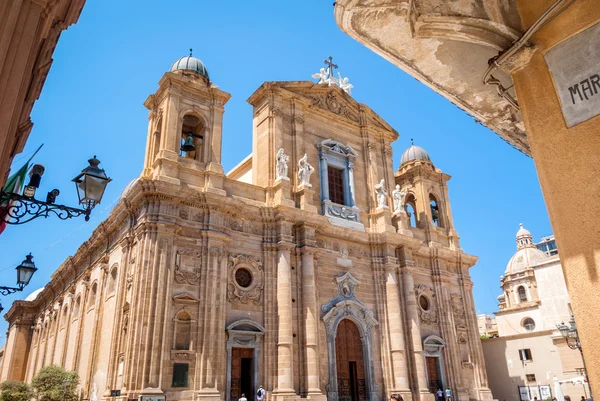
top-left (545, 22), bottom-right (600, 127)
top-left (519, 386), bottom-right (531, 401)
top-left (540, 385), bottom-right (552, 400)
top-left (139, 396), bottom-right (166, 401)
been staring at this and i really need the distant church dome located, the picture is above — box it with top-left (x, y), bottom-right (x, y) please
top-left (170, 51), bottom-right (209, 78)
top-left (400, 143), bottom-right (431, 165)
top-left (505, 223), bottom-right (547, 275)
top-left (25, 287), bottom-right (44, 302)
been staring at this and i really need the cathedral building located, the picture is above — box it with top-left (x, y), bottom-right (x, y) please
top-left (0, 55), bottom-right (492, 401)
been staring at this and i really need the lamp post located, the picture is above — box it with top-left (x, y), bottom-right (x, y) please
top-left (0, 156), bottom-right (111, 225)
top-left (557, 316), bottom-right (593, 398)
top-left (0, 253), bottom-right (38, 314)
top-left (62, 377), bottom-right (72, 399)
top-left (0, 254), bottom-right (37, 296)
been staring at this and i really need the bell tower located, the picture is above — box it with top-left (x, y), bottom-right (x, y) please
top-left (394, 143), bottom-right (460, 249)
top-left (142, 51), bottom-right (231, 188)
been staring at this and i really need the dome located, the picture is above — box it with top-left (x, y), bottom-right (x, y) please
top-left (516, 223), bottom-right (532, 239)
top-left (505, 247), bottom-right (547, 275)
top-left (505, 223), bottom-right (547, 274)
top-left (169, 54), bottom-right (209, 78)
top-left (400, 144), bottom-right (431, 165)
top-left (120, 177), bottom-right (139, 200)
top-left (25, 287), bottom-right (44, 302)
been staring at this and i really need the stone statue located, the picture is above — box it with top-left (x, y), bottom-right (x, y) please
top-left (312, 67), bottom-right (329, 84)
top-left (90, 382), bottom-right (98, 401)
top-left (392, 184), bottom-right (407, 213)
top-left (297, 153), bottom-right (314, 187)
top-left (337, 72), bottom-right (354, 95)
top-left (374, 179), bottom-right (388, 208)
top-left (275, 148), bottom-right (289, 180)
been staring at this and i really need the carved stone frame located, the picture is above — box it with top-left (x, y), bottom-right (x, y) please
top-left (317, 139), bottom-right (364, 231)
top-left (227, 254), bottom-right (264, 305)
top-left (415, 284), bottom-right (438, 325)
top-left (225, 320), bottom-right (265, 401)
top-left (321, 273), bottom-right (378, 401)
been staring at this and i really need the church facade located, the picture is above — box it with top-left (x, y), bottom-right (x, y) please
top-left (0, 56), bottom-right (492, 401)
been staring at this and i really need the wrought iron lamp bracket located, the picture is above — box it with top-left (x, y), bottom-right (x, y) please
top-left (0, 191), bottom-right (90, 225)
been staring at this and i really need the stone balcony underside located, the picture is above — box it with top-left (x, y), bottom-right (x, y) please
top-left (334, 0), bottom-right (531, 154)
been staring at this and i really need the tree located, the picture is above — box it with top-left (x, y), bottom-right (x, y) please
top-left (30, 365), bottom-right (79, 401)
top-left (480, 334), bottom-right (489, 340)
top-left (0, 381), bottom-right (32, 401)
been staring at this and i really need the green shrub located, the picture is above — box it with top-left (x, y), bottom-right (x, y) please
top-left (30, 365), bottom-right (79, 401)
top-left (0, 381), bottom-right (32, 401)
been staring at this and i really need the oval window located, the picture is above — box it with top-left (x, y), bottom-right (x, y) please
top-left (419, 295), bottom-right (430, 311)
top-left (235, 268), bottom-right (253, 288)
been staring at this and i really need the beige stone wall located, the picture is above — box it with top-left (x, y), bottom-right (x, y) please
top-left (483, 334), bottom-right (586, 401)
top-left (511, 2), bottom-right (600, 395)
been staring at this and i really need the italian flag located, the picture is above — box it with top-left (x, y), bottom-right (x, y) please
top-left (0, 161), bottom-right (29, 235)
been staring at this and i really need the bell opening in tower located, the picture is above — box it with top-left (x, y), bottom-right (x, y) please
top-left (180, 114), bottom-right (204, 160)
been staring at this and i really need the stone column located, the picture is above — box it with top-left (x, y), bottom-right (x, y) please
top-left (385, 267), bottom-right (410, 393)
top-left (346, 159), bottom-right (356, 207)
top-left (319, 152), bottom-right (329, 201)
top-left (274, 243), bottom-right (295, 397)
top-left (301, 248), bottom-right (323, 398)
top-left (402, 270), bottom-right (432, 401)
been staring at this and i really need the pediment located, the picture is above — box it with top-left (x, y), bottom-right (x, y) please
top-left (172, 292), bottom-right (200, 304)
top-left (248, 81), bottom-right (397, 136)
top-left (283, 84), bottom-right (396, 134)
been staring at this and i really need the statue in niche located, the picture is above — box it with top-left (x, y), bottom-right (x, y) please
top-left (297, 153), bottom-right (314, 187)
top-left (275, 148), bottom-right (289, 180)
top-left (392, 184), bottom-right (407, 214)
top-left (374, 179), bottom-right (388, 208)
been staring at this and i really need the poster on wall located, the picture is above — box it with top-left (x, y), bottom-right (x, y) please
top-left (530, 386), bottom-right (541, 400)
top-left (540, 385), bottom-right (552, 400)
top-left (519, 386), bottom-right (531, 401)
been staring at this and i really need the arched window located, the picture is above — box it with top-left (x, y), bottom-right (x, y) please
top-left (108, 266), bottom-right (118, 294)
top-left (404, 194), bottom-right (417, 228)
top-left (174, 310), bottom-right (192, 350)
top-left (523, 318), bottom-right (535, 331)
top-left (152, 117), bottom-right (162, 162)
top-left (88, 282), bottom-right (98, 309)
top-left (429, 194), bottom-right (442, 227)
top-left (180, 114), bottom-right (204, 160)
top-left (62, 306), bottom-right (69, 327)
top-left (518, 286), bottom-right (527, 302)
top-left (73, 296), bottom-right (81, 318)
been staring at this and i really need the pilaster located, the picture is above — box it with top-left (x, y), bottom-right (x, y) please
top-left (299, 247), bottom-right (326, 400)
top-left (273, 241), bottom-right (296, 399)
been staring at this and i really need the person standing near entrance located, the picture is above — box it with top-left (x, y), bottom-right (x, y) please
top-left (257, 385), bottom-right (265, 401)
top-left (445, 388), bottom-right (452, 401)
top-left (239, 393), bottom-right (248, 401)
top-left (437, 389), bottom-right (444, 401)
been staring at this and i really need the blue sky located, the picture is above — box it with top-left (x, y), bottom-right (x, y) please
top-left (0, 0), bottom-right (552, 345)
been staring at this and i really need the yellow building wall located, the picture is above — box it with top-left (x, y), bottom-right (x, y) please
top-left (512, 0), bottom-right (600, 395)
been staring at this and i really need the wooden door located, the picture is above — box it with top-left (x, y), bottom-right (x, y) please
top-left (231, 348), bottom-right (253, 401)
top-left (336, 320), bottom-right (366, 401)
top-left (426, 356), bottom-right (441, 393)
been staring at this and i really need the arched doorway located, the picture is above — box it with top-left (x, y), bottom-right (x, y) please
top-left (336, 319), bottom-right (366, 401)
top-left (322, 272), bottom-right (379, 401)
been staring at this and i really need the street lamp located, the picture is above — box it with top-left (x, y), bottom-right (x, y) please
top-left (557, 315), bottom-right (593, 398)
top-left (0, 156), bottom-right (111, 224)
top-left (0, 254), bottom-right (38, 296)
top-left (62, 378), bottom-right (72, 399)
